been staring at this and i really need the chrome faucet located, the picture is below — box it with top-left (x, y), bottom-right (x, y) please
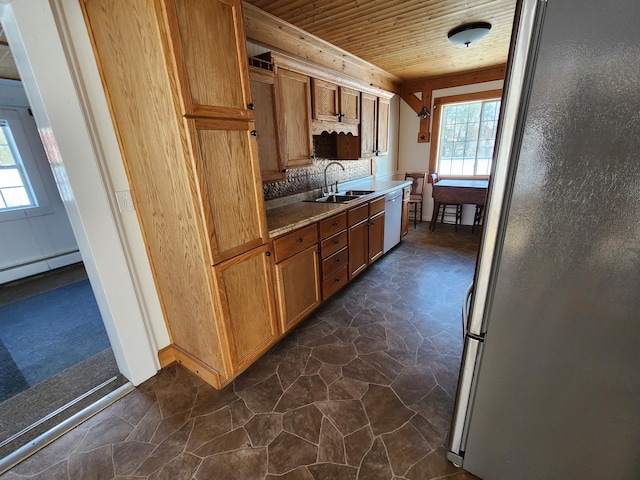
top-left (323, 161), bottom-right (345, 195)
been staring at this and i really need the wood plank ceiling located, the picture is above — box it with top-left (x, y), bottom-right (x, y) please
top-left (0, 26), bottom-right (20, 81)
top-left (243, 0), bottom-right (518, 82)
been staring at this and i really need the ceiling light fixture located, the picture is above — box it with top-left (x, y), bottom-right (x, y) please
top-left (417, 106), bottom-right (430, 119)
top-left (448, 22), bottom-right (492, 47)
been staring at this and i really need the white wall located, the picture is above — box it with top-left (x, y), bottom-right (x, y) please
top-left (0, 80), bottom-right (81, 283)
top-left (1, 0), bottom-right (164, 385)
top-left (397, 80), bottom-right (504, 224)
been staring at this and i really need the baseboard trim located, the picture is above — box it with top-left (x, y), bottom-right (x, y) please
top-left (157, 345), bottom-right (176, 367)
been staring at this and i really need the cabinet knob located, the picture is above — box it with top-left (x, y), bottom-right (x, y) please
top-left (247, 103), bottom-right (255, 110)
top-left (335, 278), bottom-right (340, 282)
top-left (265, 251), bottom-right (271, 257)
top-left (333, 239), bottom-right (340, 244)
top-left (333, 221), bottom-right (339, 226)
top-left (251, 130), bottom-right (258, 136)
top-left (298, 237), bottom-right (303, 243)
top-left (335, 258), bottom-right (340, 263)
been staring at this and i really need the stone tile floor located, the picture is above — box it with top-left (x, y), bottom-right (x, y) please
top-left (1, 222), bottom-right (482, 480)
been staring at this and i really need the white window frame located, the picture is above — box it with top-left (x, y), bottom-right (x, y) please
top-left (429, 89), bottom-right (502, 179)
top-left (0, 108), bottom-right (52, 222)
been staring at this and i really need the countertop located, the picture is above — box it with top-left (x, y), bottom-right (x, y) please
top-left (266, 179), bottom-right (412, 237)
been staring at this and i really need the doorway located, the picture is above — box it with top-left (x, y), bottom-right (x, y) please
top-left (0, 74), bottom-right (126, 458)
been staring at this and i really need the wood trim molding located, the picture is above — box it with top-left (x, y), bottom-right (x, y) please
top-left (401, 65), bottom-right (507, 96)
top-left (400, 65), bottom-right (506, 144)
top-left (243, 2), bottom-right (401, 94)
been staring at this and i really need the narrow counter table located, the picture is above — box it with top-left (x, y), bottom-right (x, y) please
top-left (430, 179), bottom-right (489, 231)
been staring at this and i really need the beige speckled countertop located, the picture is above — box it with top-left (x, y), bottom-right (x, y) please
top-left (266, 179), bottom-right (412, 237)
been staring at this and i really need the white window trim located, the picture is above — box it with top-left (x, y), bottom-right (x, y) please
top-left (0, 108), bottom-right (53, 222)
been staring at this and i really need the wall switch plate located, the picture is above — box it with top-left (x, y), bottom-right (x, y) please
top-left (115, 190), bottom-right (135, 213)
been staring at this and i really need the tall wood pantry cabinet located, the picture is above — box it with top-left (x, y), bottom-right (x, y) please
top-left (82, 0), bottom-right (279, 388)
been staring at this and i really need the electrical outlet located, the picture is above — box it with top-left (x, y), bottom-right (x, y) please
top-left (115, 190), bottom-right (135, 213)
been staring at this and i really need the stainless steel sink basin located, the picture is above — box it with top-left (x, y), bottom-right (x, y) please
top-left (344, 190), bottom-right (375, 196)
top-left (313, 194), bottom-right (360, 203)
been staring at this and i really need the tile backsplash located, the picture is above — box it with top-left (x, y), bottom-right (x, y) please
top-left (263, 156), bottom-right (371, 200)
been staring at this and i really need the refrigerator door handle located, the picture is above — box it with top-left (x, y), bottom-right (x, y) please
top-left (462, 282), bottom-right (473, 338)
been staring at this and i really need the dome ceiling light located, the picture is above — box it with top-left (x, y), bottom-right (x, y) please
top-left (447, 22), bottom-right (492, 47)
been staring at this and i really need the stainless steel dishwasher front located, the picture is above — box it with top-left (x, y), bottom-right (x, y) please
top-left (383, 189), bottom-right (402, 253)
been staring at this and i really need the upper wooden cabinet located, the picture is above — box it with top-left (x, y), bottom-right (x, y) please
top-left (311, 78), bottom-right (339, 122)
top-left (340, 87), bottom-right (361, 124)
top-left (164, 0), bottom-right (252, 119)
top-left (360, 93), bottom-right (378, 158)
top-left (311, 79), bottom-right (360, 125)
top-left (360, 93), bottom-right (390, 158)
top-left (188, 117), bottom-right (268, 263)
top-left (277, 68), bottom-right (314, 168)
top-left (377, 97), bottom-right (390, 156)
top-left (249, 67), bottom-right (285, 182)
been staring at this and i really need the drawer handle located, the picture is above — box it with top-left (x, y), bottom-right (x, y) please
top-left (333, 239), bottom-right (340, 244)
top-left (265, 251), bottom-right (271, 257)
top-left (251, 130), bottom-right (258, 136)
top-left (335, 278), bottom-right (340, 282)
top-left (335, 258), bottom-right (340, 263)
top-left (298, 237), bottom-right (303, 243)
top-left (333, 221), bottom-right (339, 226)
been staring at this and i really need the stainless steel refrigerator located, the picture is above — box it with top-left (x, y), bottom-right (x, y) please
top-left (447, 0), bottom-right (640, 479)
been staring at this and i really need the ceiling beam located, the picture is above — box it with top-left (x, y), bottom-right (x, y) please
top-left (400, 65), bottom-right (506, 143)
top-left (243, 2), bottom-right (402, 94)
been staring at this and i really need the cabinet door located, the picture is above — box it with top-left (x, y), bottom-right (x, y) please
top-left (377, 97), bottom-right (390, 156)
top-left (274, 245), bottom-right (321, 333)
top-left (278, 69), bottom-right (313, 168)
top-left (165, 0), bottom-right (252, 119)
top-left (190, 118), bottom-right (268, 263)
top-left (368, 211), bottom-right (385, 263)
top-left (340, 87), bottom-right (360, 124)
top-left (249, 68), bottom-right (285, 182)
top-left (215, 245), bottom-right (279, 374)
top-left (348, 220), bottom-right (368, 280)
top-left (401, 198), bottom-right (410, 238)
top-left (312, 78), bottom-right (339, 122)
top-left (360, 93), bottom-right (377, 157)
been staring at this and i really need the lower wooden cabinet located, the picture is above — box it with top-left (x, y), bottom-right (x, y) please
top-left (215, 245), bottom-right (280, 373)
top-left (319, 213), bottom-right (348, 300)
top-left (273, 226), bottom-right (321, 333)
top-left (348, 197), bottom-right (385, 279)
top-left (368, 211), bottom-right (385, 263)
top-left (401, 186), bottom-right (410, 238)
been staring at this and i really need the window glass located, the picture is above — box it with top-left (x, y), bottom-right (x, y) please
top-left (437, 98), bottom-right (501, 177)
top-left (0, 120), bottom-right (37, 211)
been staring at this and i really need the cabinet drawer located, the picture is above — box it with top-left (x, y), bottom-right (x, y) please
top-left (348, 203), bottom-right (368, 226)
top-left (273, 224), bottom-right (318, 263)
top-left (369, 196), bottom-right (385, 216)
top-left (322, 266), bottom-right (348, 300)
top-left (322, 246), bottom-right (348, 279)
top-left (319, 213), bottom-right (347, 239)
top-left (321, 230), bottom-right (347, 258)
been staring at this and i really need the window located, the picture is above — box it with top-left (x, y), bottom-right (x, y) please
top-left (429, 90), bottom-right (502, 178)
top-left (0, 120), bottom-right (37, 211)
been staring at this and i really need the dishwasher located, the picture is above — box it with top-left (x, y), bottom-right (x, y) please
top-left (383, 189), bottom-right (403, 253)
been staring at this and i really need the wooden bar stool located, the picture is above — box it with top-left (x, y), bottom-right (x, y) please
top-left (430, 173), bottom-right (462, 231)
top-left (404, 172), bottom-right (428, 228)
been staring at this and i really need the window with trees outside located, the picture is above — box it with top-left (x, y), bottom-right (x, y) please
top-left (429, 90), bottom-right (502, 177)
top-left (0, 119), bottom-right (37, 212)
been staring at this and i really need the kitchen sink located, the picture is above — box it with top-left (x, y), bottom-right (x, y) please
top-left (343, 190), bottom-right (375, 196)
top-left (313, 194), bottom-right (360, 203)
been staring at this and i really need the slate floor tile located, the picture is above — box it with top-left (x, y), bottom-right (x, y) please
top-left (2, 224), bottom-right (481, 480)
